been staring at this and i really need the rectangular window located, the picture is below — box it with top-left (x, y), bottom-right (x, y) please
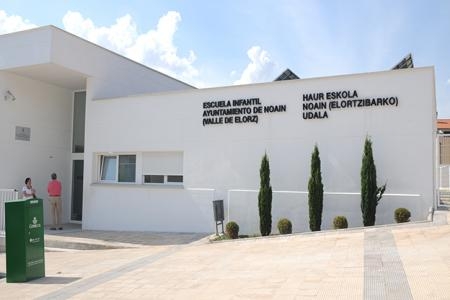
top-left (100, 156), bottom-right (117, 181)
top-left (72, 91), bottom-right (86, 153)
top-left (143, 175), bottom-right (165, 184)
top-left (167, 175), bottom-right (183, 183)
top-left (99, 154), bottom-right (136, 183)
top-left (143, 175), bottom-right (183, 184)
top-left (142, 152), bottom-right (183, 185)
top-left (118, 155), bottom-right (136, 182)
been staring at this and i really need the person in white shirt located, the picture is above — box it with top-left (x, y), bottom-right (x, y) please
top-left (22, 177), bottom-right (36, 199)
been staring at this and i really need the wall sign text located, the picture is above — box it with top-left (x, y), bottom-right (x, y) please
top-left (202, 98), bottom-right (286, 126)
top-left (302, 90), bottom-right (399, 120)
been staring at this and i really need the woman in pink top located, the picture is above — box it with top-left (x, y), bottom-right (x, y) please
top-left (47, 173), bottom-right (62, 230)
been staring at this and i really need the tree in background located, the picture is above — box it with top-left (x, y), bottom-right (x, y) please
top-left (361, 136), bottom-right (386, 226)
top-left (258, 153), bottom-right (272, 236)
top-left (308, 145), bottom-right (324, 231)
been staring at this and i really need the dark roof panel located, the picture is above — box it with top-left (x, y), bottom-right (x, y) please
top-left (274, 68), bottom-right (300, 81)
top-left (392, 53), bottom-right (414, 70)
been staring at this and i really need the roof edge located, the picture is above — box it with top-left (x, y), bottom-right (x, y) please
top-left (1, 25), bottom-right (196, 89)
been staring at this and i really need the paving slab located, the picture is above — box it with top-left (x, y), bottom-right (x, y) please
top-left (0, 211), bottom-right (449, 299)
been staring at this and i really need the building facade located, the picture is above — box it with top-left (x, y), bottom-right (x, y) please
top-left (0, 26), bottom-right (437, 234)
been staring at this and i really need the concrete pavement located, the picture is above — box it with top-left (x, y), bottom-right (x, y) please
top-left (1, 211), bottom-right (450, 299)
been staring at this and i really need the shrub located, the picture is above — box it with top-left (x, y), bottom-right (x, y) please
top-left (225, 221), bottom-right (239, 239)
top-left (394, 208), bottom-right (411, 223)
top-left (277, 218), bottom-right (292, 234)
top-left (308, 145), bottom-right (323, 231)
top-left (333, 216), bottom-right (348, 229)
top-left (258, 153), bottom-right (272, 236)
top-left (361, 136), bottom-right (386, 226)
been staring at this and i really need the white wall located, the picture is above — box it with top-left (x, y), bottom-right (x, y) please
top-left (0, 26), bottom-right (193, 98)
top-left (0, 25), bottom-right (198, 228)
top-left (0, 28), bottom-right (52, 69)
top-left (0, 71), bottom-right (72, 225)
top-left (82, 185), bottom-right (214, 231)
top-left (50, 27), bottom-right (193, 99)
top-left (83, 67), bottom-right (436, 233)
top-left (227, 191), bottom-right (427, 234)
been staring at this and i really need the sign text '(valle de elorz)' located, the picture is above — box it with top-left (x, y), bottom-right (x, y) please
top-left (202, 98), bottom-right (286, 126)
top-left (302, 90), bottom-right (399, 120)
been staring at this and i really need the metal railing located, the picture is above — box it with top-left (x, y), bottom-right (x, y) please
top-left (439, 165), bottom-right (450, 189)
top-left (0, 189), bottom-right (19, 231)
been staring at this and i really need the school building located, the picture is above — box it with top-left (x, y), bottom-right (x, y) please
top-left (0, 26), bottom-right (437, 234)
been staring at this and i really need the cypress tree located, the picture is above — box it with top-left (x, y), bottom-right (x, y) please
top-left (258, 153), bottom-right (272, 236)
top-left (361, 137), bottom-right (386, 226)
top-left (308, 145), bottom-right (323, 231)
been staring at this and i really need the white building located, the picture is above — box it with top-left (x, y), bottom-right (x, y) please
top-left (0, 26), bottom-right (436, 234)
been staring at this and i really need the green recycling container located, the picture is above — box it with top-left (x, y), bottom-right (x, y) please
top-left (5, 198), bottom-right (45, 282)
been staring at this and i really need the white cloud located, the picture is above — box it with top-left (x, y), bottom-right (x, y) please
top-left (0, 10), bottom-right (36, 34)
top-left (447, 79), bottom-right (450, 85)
top-left (62, 10), bottom-right (198, 82)
top-left (234, 46), bottom-right (276, 85)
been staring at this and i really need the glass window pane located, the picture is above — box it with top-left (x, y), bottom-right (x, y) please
top-left (167, 175), bottom-right (183, 183)
top-left (72, 91), bottom-right (86, 153)
top-left (101, 156), bottom-right (117, 181)
top-left (144, 175), bottom-right (164, 184)
top-left (118, 155), bottom-right (136, 182)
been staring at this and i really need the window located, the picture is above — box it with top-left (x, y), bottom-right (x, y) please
top-left (167, 175), bottom-right (183, 183)
top-left (143, 175), bottom-right (165, 184)
top-left (72, 91), bottom-right (86, 153)
top-left (100, 156), bottom-right (117, 181)
top-left (97, 152), bottom-right (182, 185)
top-left (118, 155), bottom-right (136, 182)
top-left (143, 175), bottom-right (183, 184)
top-left (100, 154), bottom-right (136, 183)
top-left (142, 152), bottom-right (183, 185)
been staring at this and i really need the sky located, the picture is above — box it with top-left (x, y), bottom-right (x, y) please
top-left (1, 0), bottom-right (450, 116)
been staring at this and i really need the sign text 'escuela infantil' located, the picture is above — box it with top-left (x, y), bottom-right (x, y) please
top-left (202, 98), bottom-right (286, 126)
top-left (302, 90), bottom-right (398, 119)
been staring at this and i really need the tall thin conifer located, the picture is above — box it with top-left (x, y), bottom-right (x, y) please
top-left (361, 136), bottom-right (386, 226)
top-left (308, 145), bottom-right (323, 231)
top-left (258, 153), bottom-right (272, 236)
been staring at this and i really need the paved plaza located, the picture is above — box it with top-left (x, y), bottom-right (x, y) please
top-left (1, 211), bottom-right (450, 299)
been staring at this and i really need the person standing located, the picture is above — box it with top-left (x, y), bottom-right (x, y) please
top-left (47, 173), bottom-right (62, 230)
top-left (22, 177), bottom-right (36, 199)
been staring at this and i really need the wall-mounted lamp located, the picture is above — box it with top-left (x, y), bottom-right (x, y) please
top-left (4, 90), bottom-right (16, 101)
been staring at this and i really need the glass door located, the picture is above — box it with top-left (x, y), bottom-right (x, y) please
top-left (71, 160), bottom-right (84, 221)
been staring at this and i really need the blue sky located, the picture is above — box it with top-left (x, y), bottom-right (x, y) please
top-left (1, 1), bottom-right (450, 116)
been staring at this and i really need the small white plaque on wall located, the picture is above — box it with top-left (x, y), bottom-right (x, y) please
top-left (15, 126), bottom-right (31, 141)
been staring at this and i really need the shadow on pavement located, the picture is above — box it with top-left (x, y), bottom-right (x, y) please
top-left (44, 224), bottom-right (210, 246)
top-left (28, 276), bottom-right (82, 285)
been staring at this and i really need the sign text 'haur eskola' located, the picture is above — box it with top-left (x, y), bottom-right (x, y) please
top-left (302, 90), bottom-right (399, 120)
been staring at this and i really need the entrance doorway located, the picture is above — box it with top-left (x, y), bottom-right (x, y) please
top-left (71, 160), bottom-right (84, 221)
top-left (71, 91), bottom-right (85, 222)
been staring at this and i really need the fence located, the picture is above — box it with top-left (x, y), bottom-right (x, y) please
top-left (227, 189), bottom-right (423, 235)
top-left (0, 189), bottom-right (19, 231)
top-left (439, 165), bottom-right (450, 189)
